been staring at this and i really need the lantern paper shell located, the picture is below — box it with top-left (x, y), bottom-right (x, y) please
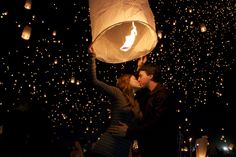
top-left (21, 25), bottom-right (32, 40)
top-left (89, 0), bottom-right (158, 63)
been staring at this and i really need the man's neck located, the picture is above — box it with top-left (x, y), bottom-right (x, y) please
top-left (148, 81), bottom-right (159, 92)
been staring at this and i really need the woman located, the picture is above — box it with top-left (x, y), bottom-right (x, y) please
top-left (88, 45), bottom-right (142, 157)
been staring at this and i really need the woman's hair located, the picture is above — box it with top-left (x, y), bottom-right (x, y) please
top-left (116, 74), bottom-right (142, 119)
top-left (116, 74), bottom-right (134, 97)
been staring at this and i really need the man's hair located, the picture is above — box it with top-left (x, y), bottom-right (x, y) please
top-left (138, 64), bottom-right (162, 82)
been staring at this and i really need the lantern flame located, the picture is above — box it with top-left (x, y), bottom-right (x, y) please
top-left (120, 22), bottom-right (137, 52)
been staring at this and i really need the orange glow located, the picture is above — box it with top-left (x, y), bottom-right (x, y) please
top-left (21, 25), bottom-right (32, 40)
top-left (24, 0), bottom-right (32, 10)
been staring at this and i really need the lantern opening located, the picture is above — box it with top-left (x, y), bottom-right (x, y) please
top-left (92, 21), bottom-right (157, 63)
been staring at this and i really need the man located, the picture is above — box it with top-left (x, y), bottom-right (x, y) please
top-left (108, 63), bottom-right (177, 157)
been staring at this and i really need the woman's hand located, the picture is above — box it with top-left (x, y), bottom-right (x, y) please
top-left (88, 43), bottom-right (94, 53)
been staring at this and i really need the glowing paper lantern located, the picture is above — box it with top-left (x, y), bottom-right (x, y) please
top-left (196, 136), bottom-right (208, 157)
top-left (21, 25), bottom-right (32, 40)
top-left (200, 24), bottom-right (207, 32)
top-left (52, 30), bottom-right (57, 36)
top-left (24, 0), bottom-right (32, 10)
top-left (89, 0), bottom-right (158, 63)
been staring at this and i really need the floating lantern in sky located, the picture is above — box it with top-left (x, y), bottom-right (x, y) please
top-left (158, 30), bottom-right (163, 39)
top-left (70, 77), bottom-right (75, 84)
top-left (196, 136), bottom-right (208, 157)
top-left (24, 0), bottom-right (32, 10)
top-left (21, 25), bottom-right (32, 40)
top-left (200, 24), bottom-right (207, 33)
top-left (52, 30), bottom-right (57, 36)
top-left (89, 0), bottom-right (158, 63)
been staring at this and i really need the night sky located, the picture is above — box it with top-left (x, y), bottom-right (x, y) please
top-left (0, 0), bottom-right (235, 156)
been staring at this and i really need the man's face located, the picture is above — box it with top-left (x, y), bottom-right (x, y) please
top-left (138, 70), bottom-right (152, 88)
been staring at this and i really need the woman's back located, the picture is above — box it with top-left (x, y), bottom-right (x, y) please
top-left (88, 53), bottom-right (139, 157)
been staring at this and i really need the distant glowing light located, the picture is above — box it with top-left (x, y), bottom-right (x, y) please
top-left (76, 80), bottom-right (80, 85)
top-left (70, 77), bottom-right (75, 83)
top-left (1, 11), bottom-right (8, 19)
top-left (120, 22), bottom-right (137, 52)
top-left (52, 30), bottom-right (57, 36)
top-left (228, 144), bottom-right (234, 150)
top-left (24, 0), bottom-right (32, 10)
top-left (132, 140), bottom-right (139, 150)
top-left (21, 25), bottom-right (32, 40)
top-left (222, 146), bottom-right (229, 151)
top-left (181, 147), bottom-right (188, 152)
top-left (62, 113), bottom-right (67, 119)
top-left (200, 24), bottom-right (207, 32)
top-left (62, 80), bottom-right (65, 84)
top-left (54, 59), bottom-right (58, 64)
top-left (189, 138), bottom-right (192, 142)
top-left (158, 31), bottom-right (163, 39)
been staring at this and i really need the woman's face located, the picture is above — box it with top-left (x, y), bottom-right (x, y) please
top-left (129, 75), bottom-right (141, 89)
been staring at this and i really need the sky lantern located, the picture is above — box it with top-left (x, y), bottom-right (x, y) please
top-left (52, 30), bottom-right (57, 36)
top-left (196, 136), bottom-right (208, 157)
top-left (200, 24), bottom-right (207, 33)
top-left (89, 0), bottom-right (158, 63)
top-left (24, 0), bottom-right (32, 10)
top-left (21, 25), bottom-right (32, 40)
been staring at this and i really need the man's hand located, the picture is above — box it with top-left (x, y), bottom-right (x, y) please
top-left (137, 56), bottom-right (147, 70)
top-left (107, 122), bottom-right (128, 137)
